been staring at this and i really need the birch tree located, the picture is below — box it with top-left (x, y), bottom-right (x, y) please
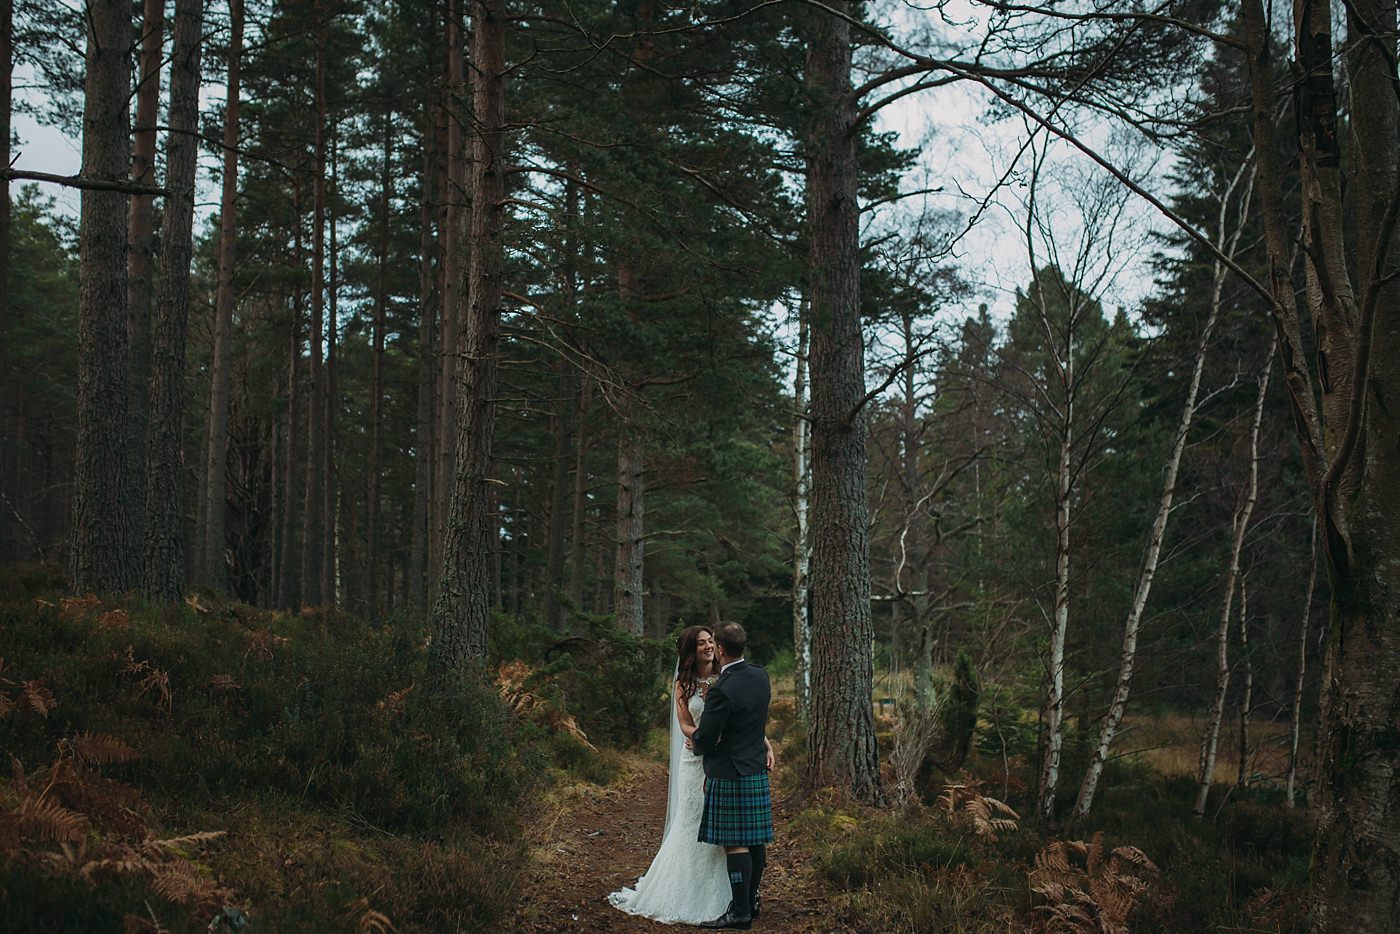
top-left (1194, 335), bottom-right (1275, 816)
top-left (1073, 153), bottom-right (1258, 820)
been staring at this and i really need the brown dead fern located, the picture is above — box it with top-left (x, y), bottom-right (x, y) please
top-left (64, 732), bottom-right (141, 767)
top-left (936, 784), bottom-right (1021, 841)
top-left (496, 661), bottom-right (596, 751)
top-left (1028, 832), bottom-right (1162, 934)
top-left (119, 646), bottom-right (173, 716)
top-left (344, 897), bottom-right (397, 934)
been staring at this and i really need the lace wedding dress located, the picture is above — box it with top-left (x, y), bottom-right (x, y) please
top-left (607, 688), bottom-right (730, 924)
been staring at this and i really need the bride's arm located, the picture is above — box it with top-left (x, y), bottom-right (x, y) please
top-left (675, 683), bottom-right (699, 739)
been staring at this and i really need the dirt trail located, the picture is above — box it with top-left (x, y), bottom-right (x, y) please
top-left (511, 759), bottom-right (836, 933)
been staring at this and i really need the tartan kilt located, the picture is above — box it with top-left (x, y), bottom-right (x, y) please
top-left (698, 773), bottom-right (774, 846)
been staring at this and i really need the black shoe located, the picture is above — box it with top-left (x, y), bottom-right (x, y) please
top-left (700, 902), bottom-right (753, 930)
top-left (750, 895), bottom-right (761, 920)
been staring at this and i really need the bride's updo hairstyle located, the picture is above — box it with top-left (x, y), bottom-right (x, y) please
top-left (676, 625), bottom-right (714, 701)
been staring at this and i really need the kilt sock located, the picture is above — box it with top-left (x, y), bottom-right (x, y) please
top-left (725, 851), bottom-right (752, 916)
top-left (749, 845), bottom-right (766, 908)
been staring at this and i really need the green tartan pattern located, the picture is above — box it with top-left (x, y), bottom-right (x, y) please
top-left (698, 773), bottom-right (774, 846)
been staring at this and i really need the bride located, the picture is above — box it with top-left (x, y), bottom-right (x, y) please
top-left (608, 625), bottom-right (773, 924)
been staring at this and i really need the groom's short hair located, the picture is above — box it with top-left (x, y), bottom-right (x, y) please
top-left (715, 621), bottom-right (747, 657)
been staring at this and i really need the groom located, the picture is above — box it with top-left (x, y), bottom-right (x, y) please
top-left (690, 621), bottom-right (772, 930)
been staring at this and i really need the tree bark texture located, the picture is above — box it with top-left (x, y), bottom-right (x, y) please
top-left (300, 3), bottom-right (329, 607)
top-left (71, 0), bottom-right (135, 595)
top-left (366, 104), bottom-right (392, 613)
top-left (544, 367), bottom-right (575, 631)
top-left (792, 306), bottom-right (812, 719)
top-left (568, 377), bottom-right (592, 610)
top-left (613, 441), bottom-right (645, 634)
top-left (276, 309), bottom-right (301, 609)
top-left (802, 0), bottom-right (881, 804)
top-left (434, 0), bottom-right (468, 582)
top-left (1038, 389), bottom-right (1072, 821)
top-left (1236, 574), bottom-right (1254, 788)
top-left (124, 0), bottom-right (166, 568)
top-left (322, 127), bottom-right (340, 604)
top-left (409, 114), bottom-right (439, 609)
top-left (1308, 0), bottom-right (1400, 927)
top-left (0, 0), bottom-right (12, 563)
top-left (431, 0), bottom-right (505, 672)
top-left (142, 0), bottom-right (203, 602)
top-left (1286, 521), bottom-right (1317, 808)
top-left (200, 0), bottom-right (243, 592)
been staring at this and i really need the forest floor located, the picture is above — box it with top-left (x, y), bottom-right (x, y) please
top-left (512, 750), bottom-right (841, 934)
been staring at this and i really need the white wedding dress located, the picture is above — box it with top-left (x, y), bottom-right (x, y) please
top-left (607, 688), bottom-right (730, 924)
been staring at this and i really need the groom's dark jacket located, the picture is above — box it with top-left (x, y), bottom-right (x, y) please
top-left (691, 659), bottom-right (771, 779)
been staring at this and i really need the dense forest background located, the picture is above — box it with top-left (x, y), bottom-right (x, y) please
top-left (1, 0), bottom-right (1396, 931)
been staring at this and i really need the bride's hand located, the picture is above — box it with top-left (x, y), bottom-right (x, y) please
top-left (765, 741), bottom-right (775, 771)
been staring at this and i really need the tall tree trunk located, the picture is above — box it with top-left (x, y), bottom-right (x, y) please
top-left (803, 0), bottom-right (881, 804)
top-left (367, 105), bottom-right (392, 614)
top-left (1074, 158), bottom-right (1256, 820)
top-left (142, 0), bottom-right (203, 602)
top-left (1307, 1), bottom-right (1400, 926)
top-left (1038, 391), bottom-right (1073, 821)
top-left (0, 0), bottom-right (12, 564)
top-left (410, 114), bottom-right (439, 610)
top-left (276, 308), bottom-right (301, 609)
top-left (543, 366), bottom-right (574, 631)
top-left (613, 440), bottom-right (645, 634)
top-left (300, 2), bottom-right (328, 607)
top-left (200, 0), bottom-right (243, 592)
top-left (430, 0), bottom-right (505, 672)
top-left (792, 305), bottom-right (812, 718)
top-left (568, 377), bottom-right (592, 611)
top-left (1236, 573), bottom-right (1254, 788)
top-left (544, 177), bottom-right (581, 631)
top-left (322, 125), bottom-right (339, 605)
top-left (125, 0), bottom-right (165, 571)
top-left (434, 0), bottom-right (467, 582)
top-left (1286, 520), bottom-right (1317, 808)
top-left (895, 308), bottom-right (930, 701)
top-left (1195, 337), bottom-right (1274, 817)
top-left (72, 0), bottom-right (135, 595)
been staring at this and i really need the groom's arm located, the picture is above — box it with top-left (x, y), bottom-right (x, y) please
top-left (690, 684), bottom-right (731, 756)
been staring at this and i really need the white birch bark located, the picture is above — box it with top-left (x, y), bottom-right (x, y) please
top-left (1194, 334), bottom-right (1275, 816)
top-left (1038, 402), bottom-right (1072, 820)
top-left (1286, 520), bottom-right (1317, 808)
top-left (1236, 572), bottom-right (1253, 787)
top-left (1072, 160), bottom-right (1256, 820)
top-left (792, 308), bottom-right (812, 717)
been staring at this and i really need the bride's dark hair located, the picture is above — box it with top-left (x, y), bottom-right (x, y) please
top-left (675, 625), bottom-right (715, 702)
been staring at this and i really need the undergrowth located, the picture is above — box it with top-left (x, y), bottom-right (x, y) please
top-left (775, 673), bottom-right (1311, 934)
top-left (0, 565), bottom-right (609, 932)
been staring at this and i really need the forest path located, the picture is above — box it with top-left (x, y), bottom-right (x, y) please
top-left (511, 754), bottom-right (839, 933)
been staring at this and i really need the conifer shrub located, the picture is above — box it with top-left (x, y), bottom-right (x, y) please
top-left (938, 650), bottom-right (981, 770)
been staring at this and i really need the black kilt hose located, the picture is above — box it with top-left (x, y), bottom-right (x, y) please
top-left (689, 659), bottom-right (774, 847)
